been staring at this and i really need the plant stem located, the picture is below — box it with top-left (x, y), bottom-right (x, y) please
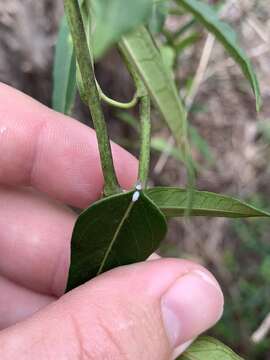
top-left (118, 44), bottom-right (151, 188)
top-left (138, 95), bottom-right (151, 188)
top-left (64, 0), bottom-right (120, 196)
top-left (97, 83), bottom-right (139, 109)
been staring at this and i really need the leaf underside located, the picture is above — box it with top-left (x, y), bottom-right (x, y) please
top-left (120, 26), bottom-right (187, 147)
top-left (146, 187), bottom-right (270, 218)
top-left (179, 336), bottom-right (244, 360)
top-left (66, 190), bottom-right (167, 292)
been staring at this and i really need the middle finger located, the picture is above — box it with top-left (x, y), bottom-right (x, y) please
top-left (0, 186), bottom-right (76, 297)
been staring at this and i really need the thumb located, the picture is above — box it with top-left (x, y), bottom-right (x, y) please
top-left (0, 258), bottom-right (223, 360)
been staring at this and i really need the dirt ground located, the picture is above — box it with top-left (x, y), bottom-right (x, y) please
top-left (0, 0), bottom-right (270, 357)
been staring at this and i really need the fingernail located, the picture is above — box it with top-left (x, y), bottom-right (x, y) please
top-left (161, 269), bottom-right (224, 349)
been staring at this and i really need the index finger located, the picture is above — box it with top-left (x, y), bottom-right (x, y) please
top-left (0, 83), bottom-right (138, 208)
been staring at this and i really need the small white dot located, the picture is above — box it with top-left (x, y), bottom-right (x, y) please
top-left (132, 191), bottom-right (140, 202)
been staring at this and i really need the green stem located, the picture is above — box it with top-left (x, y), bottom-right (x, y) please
top-left (64, 0), bottom-right (120, 196)
top-left (138, 96), bottom-right (151, 188)
top-left (97, 83), bottom-right (138, 109)
top-left (118, 44), bottom-right (151, 188)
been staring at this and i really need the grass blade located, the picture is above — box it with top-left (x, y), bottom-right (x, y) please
top-left (52, 16), bottom-right (77, 115)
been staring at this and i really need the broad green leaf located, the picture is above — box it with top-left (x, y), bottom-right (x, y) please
top-left (120, 26), bottom-right (187, 148)
top-left (146, 187), bottom-right (270, 218)
top-left (92, 0), bottom-right (153, 59)
top-left (52, 16), bottom-right (77, 115)
top-left (179, 336), bottom-right (244, 360)
top-left (149, 0), bottom-right (169, 34)
top-left (66, 190), bottom-right (167, 291)
top-left (176, 0), bottom-right (261, 111)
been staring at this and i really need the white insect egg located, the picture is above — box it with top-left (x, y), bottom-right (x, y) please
top-left (132, 181), bottom-right (142, 202)
top-left (132, 190), bottom-right (140, 202)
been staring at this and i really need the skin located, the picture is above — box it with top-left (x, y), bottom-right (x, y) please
top-left (0, 83), bottom-right (224, 359)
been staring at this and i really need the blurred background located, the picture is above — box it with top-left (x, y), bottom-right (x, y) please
top-left (0, 0), bottom-right (269, 358)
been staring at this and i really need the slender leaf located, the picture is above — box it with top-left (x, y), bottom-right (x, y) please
top-left (149, 0), bottom-right (169, 34)
top-left (151, 137), bottom-right (184, 162)
top-left (146, 187), bottom-right (270, 218)
top-left (189, 125), bottom-right (214, 165)
top-left (92, 0), bottom-right (153, 59)
top-left (66, 190), bottom-right (167, 291)
top-left (175, 32), bottom-right (200, 55)
top-left (176, 0), bottom-right (261, 111)
top-left (52, 16), bottom-right (77, 115)
top-left (175, 18), bottom-right (196, 38)
top-left (117, 111), bottom-right (210, 167)
top-left (117, 111), bottom-right (140, 132)
top-left (120, 26), bottom-right (187, 148)
top-left (179, 336), bottom-right (244, 360)
top-left (160, 45), bottom-right (176, 73)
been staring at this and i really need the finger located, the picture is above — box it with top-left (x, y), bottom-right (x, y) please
top-left (0, 186), bottom-right (75, 295)
top-left (0, 276), bottom-right (54, 330)
top-left (0, 259), bottom-right (224, 360)
top-left (0, 186), bottom-right (159, 297)
top-left (0, 83), bottom-right (138, 208)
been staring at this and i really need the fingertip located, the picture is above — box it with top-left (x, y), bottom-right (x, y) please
top-left (161, 265), bottom-right (224, 348)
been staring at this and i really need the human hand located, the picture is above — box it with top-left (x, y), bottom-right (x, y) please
top-left (0, 83), bottom-right (223, 359)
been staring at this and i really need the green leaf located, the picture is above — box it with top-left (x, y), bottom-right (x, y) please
top-left (179, 336), bottom-right (244, 360)
top-left (146, 187), bottom-right (270, 218)
top-left (189, 125), bottom-right (214, 165)
top-left (151, 137), bottom-right (184, 162)
top-left (160, 45), bottom-right (176, 73)
top-left (120, 26), bottom-right (187, 148)
top-left (66, 190), bottom-right (167, 291)
top-left (149, 0), bottom-right (169, 34)
top-left (176, 0), bottom-right (261, 111)
top-left (92, 0), bottom-right (153, 59)
top-left (175, 32), bottom-right (200, 55)
top-left (52, 16), bottom-right (77, 115)
top-left (120, 28), bottom-right (196, 190)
